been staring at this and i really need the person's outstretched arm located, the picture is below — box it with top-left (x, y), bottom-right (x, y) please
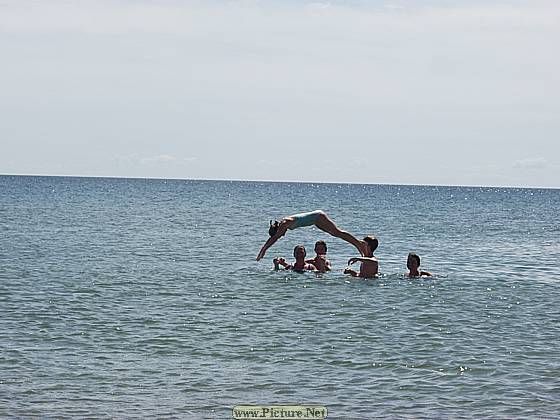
top-left (348, 257), bottom-right (377, 265)
top-left (256, 225), bottom-right (287, 261)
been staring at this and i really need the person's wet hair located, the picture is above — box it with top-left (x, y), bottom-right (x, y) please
top-left (315, 240), bottom-right (327, 253)
top-left (269, 220), bottom-right (279, 236)
top-left (293, 245), bottom-right (306, 258)
top-left (408, 252), bottom-right (421, 266)
top-left (363, 236), bottom-right (378, 253)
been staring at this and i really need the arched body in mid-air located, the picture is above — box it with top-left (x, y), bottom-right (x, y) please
top-left (256, 210), bottom-right (367, 261)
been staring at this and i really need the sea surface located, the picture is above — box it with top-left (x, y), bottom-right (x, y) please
top-left (1, 175), bottom-right (559, 419)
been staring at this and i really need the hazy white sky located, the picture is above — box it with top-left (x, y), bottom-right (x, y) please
top-left (1, 0), bottom-right (559, 187)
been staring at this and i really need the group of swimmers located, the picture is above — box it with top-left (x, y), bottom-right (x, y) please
top-left (256, 210), bottom-right (431, 278)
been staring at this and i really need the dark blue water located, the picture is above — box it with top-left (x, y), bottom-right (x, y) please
top-left (1, 175), bottom-right (559, 418)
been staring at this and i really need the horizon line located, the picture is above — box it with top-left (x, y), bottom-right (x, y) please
top-left (1, 172), bottom-right (558, 191)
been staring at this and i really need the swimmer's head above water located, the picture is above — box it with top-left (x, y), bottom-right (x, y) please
top-left (314, 240), bottom-right (327, 255)
top-left (406, 252), bottom-right (431, 277)
top-left (293, 245), bottom-right (306, 259)
top-left (363, 236), bottom-right (378, 256)
top-left (407, 253), bottom-right (421, 270)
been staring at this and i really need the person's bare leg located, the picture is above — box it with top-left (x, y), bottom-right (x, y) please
top-left (315, 213), bottom-right (366, 256)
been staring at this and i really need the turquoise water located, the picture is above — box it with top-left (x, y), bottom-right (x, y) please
top-left (1, 175), bottom-right (559, 418)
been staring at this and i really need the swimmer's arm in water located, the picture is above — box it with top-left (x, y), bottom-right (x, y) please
top-left (257, 223), bottom-right (288, 261)
top-left (408, 270), bottom-right (432, 278)
top-left (344, 267), bottom-right (359, 277)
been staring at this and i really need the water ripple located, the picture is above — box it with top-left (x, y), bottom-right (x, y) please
top-left (1, 177), bottom-right (559, 418)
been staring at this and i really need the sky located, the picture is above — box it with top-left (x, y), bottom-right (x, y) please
top-left (1, 0), bottom-right (559, 188)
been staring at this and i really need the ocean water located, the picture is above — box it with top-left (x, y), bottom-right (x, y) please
top-left (1, 175), bottom-right (559, 419)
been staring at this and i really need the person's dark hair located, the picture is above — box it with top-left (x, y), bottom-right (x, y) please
top-left (269, 220), bottom-right (279, 236)
top-left (314, 240), bottom-right (327, 253)
top-left (408, 252), bottom-right (421, 266)
top-left (293, 245), bottom-right (306, 258)
top-left (363, 236), bottom-right (378, 253)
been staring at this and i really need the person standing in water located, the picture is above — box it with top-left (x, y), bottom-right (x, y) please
top-left (344, 236), bottom-right (379, 278)
top-left (273, 245), bottom-right (317, 273)
top-left (256, 210), bottom-right (368, 261)
top-left (406, 253), bottom-right (432, 277)
top-left (306, 240), bottom-right (331, 273)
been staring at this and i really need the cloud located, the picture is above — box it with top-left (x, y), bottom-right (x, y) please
top-left (138, 155), bottom-right (199, 165)
top-left (513, 157), bottom-right (548, 170)
top-left (115, 154), bottom-right (178, 165)
top-left (139, 154), bottom-right (175, 164)
top-left (2, 0), bottom-right (559, 187)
